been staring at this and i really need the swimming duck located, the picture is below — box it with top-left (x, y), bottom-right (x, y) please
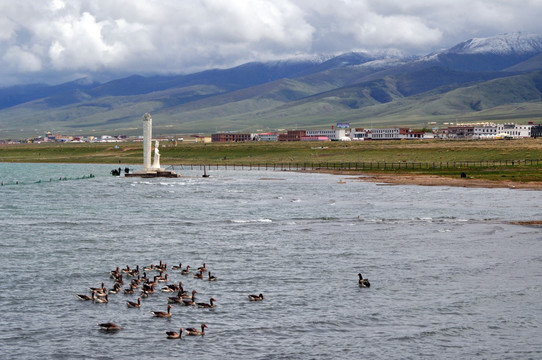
top-left (157, 260), bottom-right (167, 271)
top-left (197, 298), bottom-right (216, 308)
top-left (97, 322), bottom-right (121, 332)
top-left (162, 281), bottom-right (183, 292)
top-left (142, 283), bottom-right (156, 293)
top-left (181, 265), bottom-right (190, 275)
top-left (208, 272), bottom-right (217, 281)
top-left (89, 282), bottom-right (105, 293)
top-left (110, 267), bottom-right (120, 279)
top-left (126, 297), bottom-right (141, 308)
top-left (181, 289), bottom-right (198, 299)
top-left (129, 265), bottom-right (140, 277)
top-left (94, 287), bottom-right (108, 298)
top-left (143, 264), bottom-right (155, 272)
top-left (145, 276), bottom-right (159, 287)
top-left (141, 283), bottom-right (156, 297)
top-left (182, 291), bottom-right (198, 306)
top-left (113, 274), bottom-right (123, 285)
top-left (109, 283), bottom-right (121, 294)
top-left (166, 328), bottom-right (184, 339)
top-left (194, 271), bottom-right (204, 279)
top-left (76, 293), bottom-right (94, 301)
top-left (197, 263), bottom-right (207, 272)
top-left (168, 296), bottom-right (182, 304)
top-left (248, 293), bottom-right (264, 301)
top-left (151, 304), bottom-right (172, 318)
top-left (167, 289), bottom-right (186, 303)
top-left (157, 273), bottom-right (169, 283)
top-left (94, 294), bottom-right (109, 303)
top-left (171, 263), bottom-right (182, 270)
top-left (131, 276), bottom-right (141, 287)
top-left (358, 273), bottom-right (371, 287)
top-left (186, 323), bottom-right (207, 336)
top-left (123, 284), bottom-right (136, 294)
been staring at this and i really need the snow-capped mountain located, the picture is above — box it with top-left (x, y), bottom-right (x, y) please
top-left (446, 32), bottom-right (542, 55)
top-left (416, 32), bottom-right (542, 72)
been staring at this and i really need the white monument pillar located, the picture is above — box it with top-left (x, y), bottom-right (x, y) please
top-left (143, 113), bottom-right (152, 171)
top-left (127, 112), bottom-right (179, 177)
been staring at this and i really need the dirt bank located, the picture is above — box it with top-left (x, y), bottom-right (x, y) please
top-left (306, 170), bottom-right (542, 190)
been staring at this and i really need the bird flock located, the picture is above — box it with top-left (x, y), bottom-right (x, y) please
top-left (77, 260), bottom-right (265, 338)
top-left (80, 264), bottom-right (370, 338)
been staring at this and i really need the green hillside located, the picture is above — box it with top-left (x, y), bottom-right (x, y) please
top-left (1, 66), bottom-right (542, 139)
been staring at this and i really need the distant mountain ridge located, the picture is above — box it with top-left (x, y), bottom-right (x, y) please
top-left (1, 32), bottom-right (542, 138)
top-left (445, 32), bottom-right (542, 55)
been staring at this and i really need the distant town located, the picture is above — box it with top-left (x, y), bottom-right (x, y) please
top-left (2, 122), bottom-right (541, 145)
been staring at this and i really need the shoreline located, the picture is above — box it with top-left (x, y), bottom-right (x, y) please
top-left (2, 161), bottom-right (541, 190)
top-left (304, 170), bottom-right (542, 190)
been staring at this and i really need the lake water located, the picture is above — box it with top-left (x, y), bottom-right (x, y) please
top-left (1, 163), bottom-right (541, 359)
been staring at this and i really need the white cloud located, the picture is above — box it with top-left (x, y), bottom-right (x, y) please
top-left (0, 0), bottom-right (540, 86)
top-left (3, 46), bottom-right (42, 72)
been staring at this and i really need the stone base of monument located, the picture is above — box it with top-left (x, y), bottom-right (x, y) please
top-left (126, 169), bottom-right (181, 178)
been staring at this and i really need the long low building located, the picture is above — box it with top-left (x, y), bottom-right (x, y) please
top-left (472, 123), bottom-right (535, 139)
top-left (255, 132), bottom-right (278, 141)
top-left (305, 128), bottom-right (346, 140)
top-left (211, 133), bottom-right (253, 142)
top-left (350, 128), bottom-right (426, 140)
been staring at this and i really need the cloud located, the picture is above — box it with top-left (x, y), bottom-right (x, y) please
top-left (3, 46), bottom-right (42, 72)
top-left (301, 1), bottom-right (443, 53)
top-left (0, 0), bottom-right (540, 86)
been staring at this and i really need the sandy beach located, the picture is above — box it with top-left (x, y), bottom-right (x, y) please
top-left (350, 173), bottom-right (542, 190)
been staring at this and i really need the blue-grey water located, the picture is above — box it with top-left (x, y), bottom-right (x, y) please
top-left (1, 163), bottom-right (541, 359)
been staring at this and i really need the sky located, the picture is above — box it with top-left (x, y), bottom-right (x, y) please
top-left (1, 0), bottom-right (541, 86)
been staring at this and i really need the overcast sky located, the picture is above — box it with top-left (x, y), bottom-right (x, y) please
top-left (1, 0), bottom-right (540, 86)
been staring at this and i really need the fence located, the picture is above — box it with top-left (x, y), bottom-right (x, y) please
top-left (176, 159), bottom-right (542, 171)
top-left (0, 174), bottom-right (95, 186)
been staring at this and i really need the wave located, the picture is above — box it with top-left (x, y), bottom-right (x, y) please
top-left (230, 218), bottom-right (273, 224)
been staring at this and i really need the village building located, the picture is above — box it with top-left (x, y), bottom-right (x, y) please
top-left (351, 127), bottom-right (426, 140)
top-left (474, 124), bottom-right (498, 138)
top-left (278, 130), bottom-right (306, 141)
top-left (255, 132), bottom-right (278, 141)
top-left (349, 128), bottom-right (369, 140)
top-left (496, 123), bottom-right (532, 138)
top-left (305, 128), bottom-right (346, 140)
top-left (531, 124), bottom-right (542, 138)
top-left (211, 133), bottom-right (252, 142)
top-left (444, 126), bottom-right (475, 139)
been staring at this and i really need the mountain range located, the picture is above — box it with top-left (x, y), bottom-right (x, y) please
top-left (1, 32), bottom-right (542, 139)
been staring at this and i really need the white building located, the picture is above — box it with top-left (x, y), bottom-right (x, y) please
top-left (350, 127), bottom-right (426, 140)
top-left (256, 132), bottom-right (278, 141)
top-left (474, 124), bottom-right (498, 138)
top-left (350, 128), bottom-right (369, 140)
top-left (473, 123), bottom-right (532, 139)
top-left (371, 128), bottom-right (400, 139)
top-left (305, 128), bottom-right (346, 140)
top-left (497, 123), bottom-right (532, 138)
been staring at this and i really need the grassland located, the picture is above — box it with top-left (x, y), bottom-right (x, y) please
top-left (2, 138), bottom-right (542, 184)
